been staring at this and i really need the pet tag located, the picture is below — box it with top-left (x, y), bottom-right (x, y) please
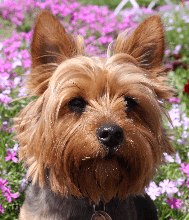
top-left (91, 211), bottom-right (112, 220)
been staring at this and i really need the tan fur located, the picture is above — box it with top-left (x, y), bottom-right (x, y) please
top-left (19, 205), bottom-right (48, 220)
top-left (14, 10), bottom-right (175, 218)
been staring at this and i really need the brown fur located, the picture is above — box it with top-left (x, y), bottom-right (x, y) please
top-left (14, 10), bottom-right (175, 219)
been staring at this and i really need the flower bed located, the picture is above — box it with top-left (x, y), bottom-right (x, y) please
top-left (0, 0), bottom-right (189, 219)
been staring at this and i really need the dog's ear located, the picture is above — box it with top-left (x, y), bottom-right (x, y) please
top-left (113, 15), bottom-right (165, 70)
top-left (31, 10), bottom-right (84, 68)
top-left (27, 10), bottom-right (84, 96)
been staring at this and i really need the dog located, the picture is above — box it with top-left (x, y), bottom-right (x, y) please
top-left (14, 10), bottom-right (175, 219)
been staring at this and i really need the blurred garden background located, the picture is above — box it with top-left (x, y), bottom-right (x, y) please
top-left (0, 0), bottom-right (189, 219)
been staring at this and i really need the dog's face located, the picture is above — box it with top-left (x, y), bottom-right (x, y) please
top-left (14, 10), bottom-right (175, 204)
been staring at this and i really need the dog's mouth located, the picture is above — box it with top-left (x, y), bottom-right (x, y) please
top-left (104, 154), bottom-right (113, 160)
top-left (104, 150), bottom-right (114, 160)
top-left (104, 147), bottom-right (119, 160)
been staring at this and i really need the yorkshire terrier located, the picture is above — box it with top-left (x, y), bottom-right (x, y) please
top-left (14, 10), bottom-right (175, 220)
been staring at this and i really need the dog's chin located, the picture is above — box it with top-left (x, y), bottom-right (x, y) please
top-left (72, 155), bottom-right (134, 203)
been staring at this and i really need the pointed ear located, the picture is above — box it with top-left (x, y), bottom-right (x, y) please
top-left (31, 10), bottom-right (84, 68)
top-left (27, 10), bottom-right (84, 96)
top-left (113, 15), bottom-right (165, 70)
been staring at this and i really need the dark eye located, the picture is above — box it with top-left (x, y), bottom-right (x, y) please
top-left (124, 96), bottom-right (137, 113)
top-left (68, 97), bottom-right (87, 113)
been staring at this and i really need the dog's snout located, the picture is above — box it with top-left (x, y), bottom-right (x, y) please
top-left (96, 123), bottom-right (124, 148)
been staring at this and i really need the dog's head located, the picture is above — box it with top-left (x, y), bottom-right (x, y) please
top-left (14, 10), bottom-right (175, 204)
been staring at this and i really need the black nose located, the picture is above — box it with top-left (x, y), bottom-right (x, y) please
top-left (96, 123), bottom-right (124, 148)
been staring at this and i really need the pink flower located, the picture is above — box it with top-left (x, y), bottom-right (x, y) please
top-left (0, 203), bottom-right (4, 214)
top-left (0, 178), bottom-right (8, 192)
top-left (8, 128), bottom-right (14, 133)
top-left (2, 188), bottom-right (19, 203)
top-left (169, 97), bottom-right (181, 104)
top-left (0, 94), bottom-right (12, 104)
top-left (23, 59), bottom-right (31, 69)
top-left (20, 49), bottom-right (30, 59)
top-left (4, 151), bottom-right (18, 163)
top-left (179, 162), bottom-right (189, 177)
top-left (99, 36), bottom-right (109, 45)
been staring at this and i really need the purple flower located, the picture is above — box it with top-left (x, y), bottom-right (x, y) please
top-left (166, 198), bottom-right (182, 209)
top-left (177, 139), bottom-right (187, 145)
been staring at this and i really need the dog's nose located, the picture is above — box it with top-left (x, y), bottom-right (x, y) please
top-left (96, 123), bottom-right (124, 148)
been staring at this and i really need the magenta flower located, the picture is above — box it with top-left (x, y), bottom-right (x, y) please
top-left (4, 151), bottom-right (18, 163)
top-left (2, 188), bottom-right (19, 203)
top-left (169, 97), bottom-right (181, 103)
top-left (166, 198), bottom-right (182, 209)
top-left (0, 178), bottom-right (8, 192)
top-left (179, 162), bottom-right (189, 177)
top-left (0, 203), bottom-right (4, 214)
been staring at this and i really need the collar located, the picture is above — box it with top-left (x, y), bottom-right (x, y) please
top-left (91, 200), bottom-right (112, 220)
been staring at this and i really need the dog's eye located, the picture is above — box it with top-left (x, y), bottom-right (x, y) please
top-left (124, 96), bottom-right (137, 113)
top-left (68, 97), bottom-right (87, 113)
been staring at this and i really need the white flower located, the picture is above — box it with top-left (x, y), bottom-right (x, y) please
top-left (177, 27), bottom-right (182, 33)
top-left (175, 151), bottom-right (181, 164)
top-left (179, 34), bottom-right (184, 39)
top-left (181, 131), bottom-right (188, 139)
top-left (169, 18), bottom-right (173, 24)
